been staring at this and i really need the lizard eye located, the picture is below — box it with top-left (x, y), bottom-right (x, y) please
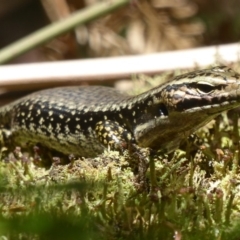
top-left (196, 82), bottom-right (215, 94)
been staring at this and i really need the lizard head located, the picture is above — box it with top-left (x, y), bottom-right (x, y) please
top-left (133, 66), bottom-right (240, 152)
top-left (163, 65), bottom-right (240, 114)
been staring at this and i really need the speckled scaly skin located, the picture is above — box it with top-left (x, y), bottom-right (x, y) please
top-left (0, 66), bottom-right (240, 157)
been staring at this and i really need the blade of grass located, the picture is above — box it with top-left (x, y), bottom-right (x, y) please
top-left (0, 0), bottom-right (129, 64)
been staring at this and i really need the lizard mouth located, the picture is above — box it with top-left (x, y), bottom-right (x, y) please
top-left (176, 96), bottom-right (238, 113)
top-left (182, 100), bottom-right (239, 115)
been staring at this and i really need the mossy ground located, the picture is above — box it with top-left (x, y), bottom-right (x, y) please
top-left (1, 66), bottom-right (240, 240)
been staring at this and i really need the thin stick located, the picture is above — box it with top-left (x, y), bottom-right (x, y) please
top-left (0, 43), bottom-right (239, 91)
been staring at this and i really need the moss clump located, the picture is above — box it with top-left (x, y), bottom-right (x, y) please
top-left (2, 65), bottom-right (240, 239)
top-left (0, 110), bottom-right (240, 240)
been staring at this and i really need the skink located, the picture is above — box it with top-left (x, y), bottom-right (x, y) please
top-left (0, 66), bottom-right (240, 157)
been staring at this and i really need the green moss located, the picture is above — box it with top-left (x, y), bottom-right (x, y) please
top-left (1, 65), bottom-right (240, 239)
